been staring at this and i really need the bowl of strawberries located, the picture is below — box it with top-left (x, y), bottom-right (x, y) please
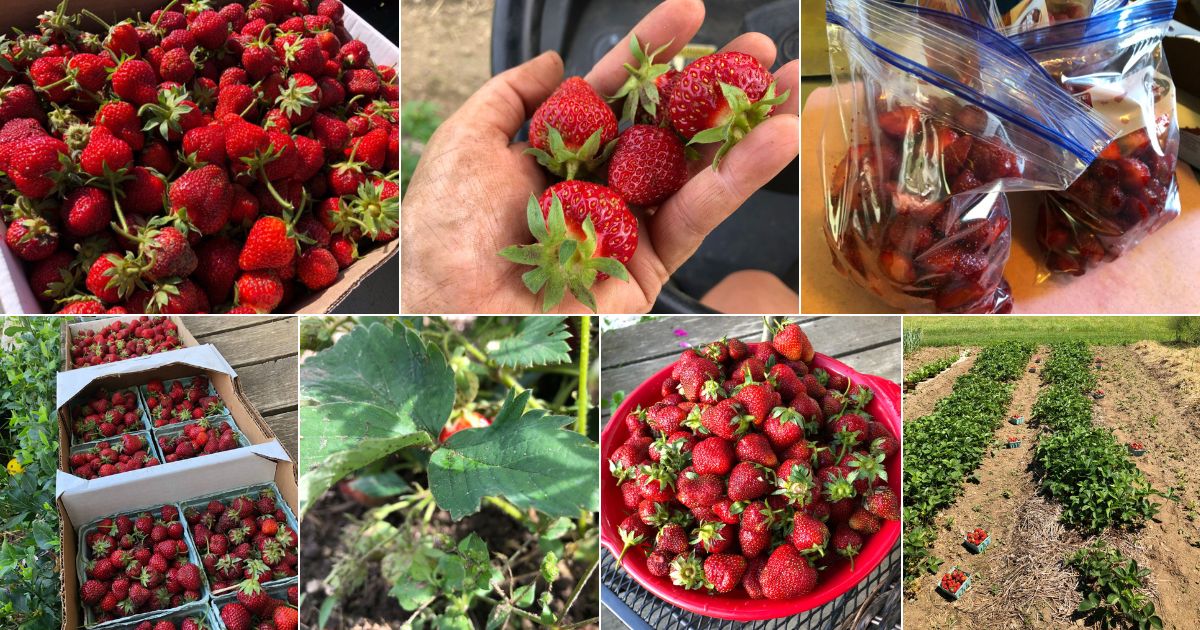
top-left (600, 323), bottom-right (901, 620)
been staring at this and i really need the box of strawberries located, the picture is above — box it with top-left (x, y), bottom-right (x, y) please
top-left (55, 344), bottom-right (298, 629)
top-left (0, 0), bottom-right (398, 314)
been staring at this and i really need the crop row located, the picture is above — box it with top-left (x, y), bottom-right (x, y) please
top-left (902, 341), bottom-right (1035, 586)
top-left (1032, 343), bottom-right (1157, 533)
top-left (904, 355), bottom-right (957, 389)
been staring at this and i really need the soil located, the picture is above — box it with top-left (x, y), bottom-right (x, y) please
top-left (300, 483), bottom-right (599, 630)
top-left (904, 344), bottom-right (1200, 630)
top-left (903, 347), bottom-right (975, 422)
top-left (400, 0), bottom-right (494, 117)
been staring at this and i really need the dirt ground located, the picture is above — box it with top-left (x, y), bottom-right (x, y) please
top-left (903, 347), bottom-right (975, 421)
top-left (904, 344), bottom-right (1200, 630)
top-left (400, 0), bottom-right (494, 117)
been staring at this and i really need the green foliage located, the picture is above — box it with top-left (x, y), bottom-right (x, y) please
top-left (902, 341), bottom-right (1033, 590)
top-left (0, 317), bottom-right (62, 630)
top-left (401, 100), bottom-right (442, 194)
top-left (904, 316), bottom-right (1178, 346)
top-left (902, 327), bottom-right (924, 355)
top-left (903, 355), bottom-right (955, 388)
top-left (1169, 316), bottom-right (1200, 344)
top-left (1069, 541), bottom-right (1163, 629)
top-left (302, 317), bottom-right (598, 628)
top-left (1032, 343), bottom-right (1157, 533)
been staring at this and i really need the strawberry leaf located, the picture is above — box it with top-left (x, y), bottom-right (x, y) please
top-left (490, 316), bottom-right (572, 368)
top-left (428, 390), bottom-right (599, 520)
top-left (298, 321), bottom-right (454, 516)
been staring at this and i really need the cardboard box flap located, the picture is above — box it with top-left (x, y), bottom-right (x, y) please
top-left (56, 344), bottom-right (234, 409)
top-left (58, 445), bottom-right (282, 528)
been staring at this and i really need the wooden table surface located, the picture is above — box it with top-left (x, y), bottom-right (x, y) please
top-left (179, 316), bottom-right (298, 461)
top-left (600, 315), bottom-right (903, 424)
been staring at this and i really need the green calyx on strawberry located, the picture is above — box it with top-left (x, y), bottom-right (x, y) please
top-left (525, 76), bottom-right (618, 180)
top-left (607, 34), bottom-right (674, 125)
top-left (499, 183), bottom-right (634, 312)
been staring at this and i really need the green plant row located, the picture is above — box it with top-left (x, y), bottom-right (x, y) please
top-left (1032, 343), bottom-right (1157, 533)
top-left (903, 355), bottom-right (956, 388)
top-left (1040, 341), bottom-right (1096, 393)
top-left (0, 317), bottom-right (62, 630)
top-left (1069, 541), bottom-right (1163, 629)
top-left (902, 341), bottom-right (1035, 589)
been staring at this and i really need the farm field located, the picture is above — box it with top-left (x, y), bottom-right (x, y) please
top-left (903, 318), bottom-right (1200, 630)
top-left (906, 316), bottom-right (1181, 346)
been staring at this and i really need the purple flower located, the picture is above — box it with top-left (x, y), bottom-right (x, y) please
top-left (673, 328), bottom-right (688, 337)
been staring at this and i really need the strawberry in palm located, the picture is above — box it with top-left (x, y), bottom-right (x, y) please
top-left (500, 181), bottom-right (635, 312)
top-left (526, 77), bottom-right (618, 180)
top-left (668, 51), bottom-right (789, 168)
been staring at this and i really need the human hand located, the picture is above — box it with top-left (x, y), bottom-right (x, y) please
top-left (401, 0), bottom-right (799, 313)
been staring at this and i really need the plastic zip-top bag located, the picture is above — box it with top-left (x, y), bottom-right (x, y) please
top-left (1011, 0), bottom-right (1180, 276)
top-left (822, 0), bottom-right (1116, 313)
top-left (958, 0), bottom-right (1128, 34)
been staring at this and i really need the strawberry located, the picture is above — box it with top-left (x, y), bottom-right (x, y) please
top-left (655, 522), bottom-right (689, 556)
top-left (832, 525), bottom-right (863, 571)
top-left (500, 180), bottom-right (636, 311)
top-left (862, 486), bottom-right (900, 521)
top-left (29, 56), bottom-right (69, 103)
top-left (772, 322), bottom-right (815, 363)
top-left (760, 544), bottom-right (818, 600)
top-left (847, 506), bottom-right (882, 534)
top-left (112, 59), bottom-right (159, 106)
top-left (60, 187), bottom-right (114, 237)
top-left (220, 602), bottom-right (251, 630)
top-left (667, 51), bottom-right (789, 167)
top-left (527, 77), bottom-right (618, 180)
top-left (738, 501), bottom-right (773, 558)
top-left (727, 461), bottom-right (771, 501)
top-left (239, 216), bottom-right (297, 271)
top-left (691, 437), bottom-right (735, 476)
top-left (609, 35), bottom-right (676, 124)
top-left (615, 515), bottom-right (650, 565)
top-left (700, 399), bottom-right (750, 440)
top-left (189, 11), bottom-right (230, 50)
top-left (158, 47), bottom-right (195, 83)
top-left (5, 217), bottom-right (58, 261)
top-left (703, 553), bottom-right (747, 594)
top-left (734, 382), bottom-right (777, 426)
top-left (0, 84), bottom-right (43, 125)
top-left (124, 167), bottom-right (167, 215)
top-left (790, 512), bottom-right (829, 556)
top-left (297, 247), bottom-right (338, 289)
top-left (645, 549), bottom-right (672, 577)
top-left (169, 165), bottom-right (232, 235)
top-left (234, 270), bottom-right (284, 313)
top-left (86, 253), bottom-right (125, 303)
top-left (81, 126), bottom-right (134, 179)
top-left (606, 123), bottom-right (687, 207)
top-left (9, 135), bottom-right (68, 199)
top-left (273, 606), bottom-right (298, 630)
top-left (675, 470), bottom-right (723, 508)
top-left (144, 227), bottom-right (198, 281)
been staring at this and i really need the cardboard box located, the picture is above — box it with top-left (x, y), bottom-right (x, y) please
top-left (56, 346), bottom-right (298, 630)
top-left (60, 316), bottom-right (200, 372)
top-left (0, 1), bottom-right (399, 314)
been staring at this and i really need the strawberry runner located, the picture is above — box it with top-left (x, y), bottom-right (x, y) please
top-left (822, 0), bottom-right (1116, 313)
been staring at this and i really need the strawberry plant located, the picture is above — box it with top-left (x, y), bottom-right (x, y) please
top-left (0, 317), bottom-right (61, 630)
top-left (903, 341), bottom-right (1033, 588)
top-left (1032, 343), bottom-right (1157, 533)
top-left (299, 316), bottom-right (598, 628)
top-left (1069, 541), bottom-right (1163, 629)
top-left (903, 355), bottom-right (956, 390)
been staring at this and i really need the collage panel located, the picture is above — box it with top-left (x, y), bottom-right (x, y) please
top-left (902, 316), bottom-right (1200, 629)
top-left (296, 316), bottom-right (600, 629)
top-left (400, 0), bottom-right (800, 315)
top-left (599, 315), bottom-right (903, 627)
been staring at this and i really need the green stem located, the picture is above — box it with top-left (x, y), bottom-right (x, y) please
top-left (457, 332), bottom-right (543, 410)
top-left (574, 316), bottom-right (591, 435)
top-left (484, 496), bottom-right (527, 523)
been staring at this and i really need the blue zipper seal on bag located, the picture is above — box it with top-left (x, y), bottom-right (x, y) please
top-left (826, 1), bottom-right (1110, 161)
top-left (1010, 0), bottom-right (1176, 52)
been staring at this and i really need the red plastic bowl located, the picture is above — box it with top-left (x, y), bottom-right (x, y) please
top-left (599, 352), bottom-right (902, 621)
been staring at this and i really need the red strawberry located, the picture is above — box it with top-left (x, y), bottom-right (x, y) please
top-left (667, 51), bottom-right (788, 167)
top-left (760, 544), bottom-right (818, 600)
top-left (86, 253), bottom-right (125, 303)
top-left (170, 165), bottom-right (232, 235)
top-left (691, 436), bottom-right (735, 476)
top-left (727, 461), bottom-right (771, 501)
top-left (615, 515), bottom-right (650, 564)
top-left (143, 227), bottom-right (198, 281)
top-left (738, 501), bottom-right (773, 558)
top-left (273, 606), bottom-right (298, 630)
top-left (9, 135), bottom-right (68, 199)
top-left (790, 511), bottom-right (830, 556)
top-left (176, 563), bottom-right (202, 591)
top-left (60, 187), bottom-right (114, 237)
top-left (772, 322), bottom-right (815, 363)
top-left (703, 553), bottom-right (747, 594)
top-left (30, 56), bottom-right (69, 103)
top-left (239, 216), bottom-right (296, 271)
top-left (234, 270), bottom-right (284, 313)
top-left (5, 217), bottom-right (58, 261)
top-left (219, 602), bottom-right (251, 630)
top-left (606, 124), bottom-right (687, 207)
top-left (675, 470), bottom-right (723, 508)
top-left (58, 298), bottom-right (107, 314)
top-left (655, 522), bottom-right (689, 556)
top-left (832, 525), bottom-right (863, 571)
top-left (734, 382), bottom-right (777, 426)
top-left (112, 59), bottom-right (159, 106)
top-left (81, 126), bottom-right (133, 178)
top-left (297, 247), bottom-right (338, 290)
top-left (500, 180), bottom-right (636, 311)
top-left (527, 77), bottom-right (618, 179)
top-left (123, 167), bottom-right (166, 215)
top-left (189, 11), bottom-right (230, 50)
top-left (847, 506), bottom-right (882, 534)
top-left (158, 47), bottom-right (195, 83)
top-left (0, 84), bottom-right (43, 125)
top-left (862, 486), bottom-right (900, 521)
top-left (193, 236), bottom-right (240, 304)
top-left (735, 432), bottom-right (778, 468)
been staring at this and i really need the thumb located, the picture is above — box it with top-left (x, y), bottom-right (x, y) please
top-left (449, 51), bottom-right (564, 140)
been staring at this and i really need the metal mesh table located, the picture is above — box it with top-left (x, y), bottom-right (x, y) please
top-left (600, 541), bottom-right (902, 630)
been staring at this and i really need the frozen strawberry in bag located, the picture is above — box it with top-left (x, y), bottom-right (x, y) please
top-left (823, 0), bottom-right (1115, 312)
top-left (1013, 1), bottom-right (1180, 275)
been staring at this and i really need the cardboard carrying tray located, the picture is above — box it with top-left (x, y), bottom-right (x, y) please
top-left (64, 386), bottom-right (151, 448)
top-left (67, 430), bottom-right (162, 480)
top-left (0, 1), bottom-right (399, 314)
top-left (60, 316), bottom-right (200, 372)
top-left (57, 345), bottom-right (298, 630)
